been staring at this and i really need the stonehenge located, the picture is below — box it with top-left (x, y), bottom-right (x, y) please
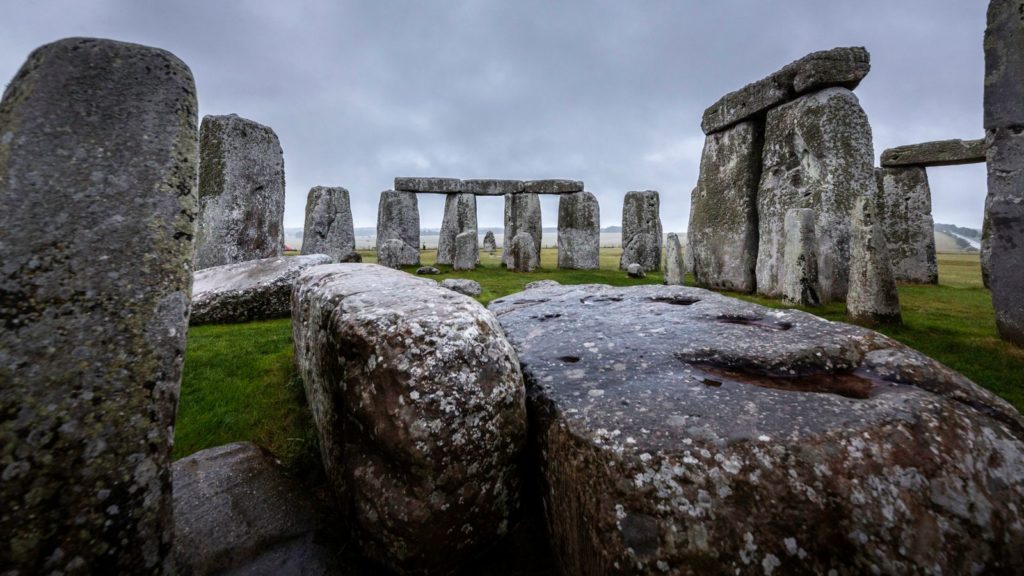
top-left (874, 166), bottom-right (938, 284)
top-left (300, 186), bottom-right (356, 262)
top-left (375, 190), bottom-right (420, 267)
top-left (508, 231), bottom-right (540, 272)
top-left (557, 191), bottom-right (600, 270)
top-left (437, 192), bottom-right (477, 266)
top-left (504, 192), bottom-right (543, 268)
top-left (620, 190), bottom-right (663, 271)
top-left (847, 196), bottom-right (902, 325)
top-left (453, 229), bottom-right (479, 271)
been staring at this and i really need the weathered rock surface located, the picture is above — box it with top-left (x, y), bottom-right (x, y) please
top-left (848, 196), bottom-right (902, 325)
top-left (194, 113), bottom-right (285, 270)
top-left (483, 231), bottom-right (498, 252)
top-left (0, 37), bottom-right (198, 574)
top-left (702, 47), bottom-right (871, 134)
top-left (454, 230), bottom-right (479, 271)
top-left (394, 176), bottom-right (463, 193)
top-left (301, 186), bottom-right (355, 263)
top-left (292, 264), bottom-right (527, 573)
top-left (689, 121), bottom-right (761, 292)
top-left (464, 179), bottom-right (523, 196)
top-left (626, 263), bottom-right (646, 278)
top-left (440, 278), bottom-right (482, 297)
top-left (620, 190), bottom-right (662, 271)
top-left (525, 279), bottom-right (561, 290)
top-left (437, 193), bottom-right (477, 266)
top-left (521, 179), bottom-right (584, 194)
top-left (504, 193), bottom-right (542, 268)
top-left (757, 87), bottom-right (875, 302)
top-left (557, 191), bottom-right (600, 270)
top-left (880, 138), bottom-right (986, 168)
top-left (173, 442), bottom-right (341, 576)
top-left (394, 177), bottom-right (582, 195)
top-left (489, 283), bottom-right (1024, 576)
top-left (509, 231), bottom-right (539, 272)
top-left (190, 254), bottom-right (332, 324)
top-left (663, 233), bottom-right (685, 285)
top-left (782, 208), bottom-right (821, 306)
top-left (982, 210), bottom-right (993, 289)
top-left (985, 0), bottom-right (1024, 346)
top-left (416, 266), bottom-right (441, 275)
top-left (876, 167), bottom-right (938, 284)
top-left (376, 190), bottom-right (420, 267)
top-left (377, 238), bottom-right (410, 270)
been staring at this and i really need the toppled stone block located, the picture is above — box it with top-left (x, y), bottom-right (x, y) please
top-left (190, 254), bottom-right (332, 324)
top-left (454, 230), bottom-right (479, 271)
top-left (301, 186), bottom-right (355, 262)
top-left (441, 278), bottom-right (482, 297)
top-left (292, 264), bottom-right (527, 573)
top-left (847, 196), bottom-right (902, 325)
top-left (880, 138), bottom-right (986, 167)
top-left (782, 208), bottom-right (821, 306)
top-left (557, 191), bottom-right (600, 270)
top-left (663, 232), bottom-right (685, 285)
top-left (876, 167), bottom-right (938, 284)
top-left (394, 176), bottom-right (463, 193)
top-left (416, 266), bottom-right (441, 275)
top-left (509, 231), bottom-right (539, 272)
top-left (521, 179), bottom-right (585, 194)
top-left (376, 190), bottom-right (420, 267)
top-left (504, 193), bottom-right (542, 268)
top-left (620, 190), bottom-right (662, 272)
top-left (463, 179), bottom-right (523, 195)
top-left (437, 193), bottom-right (477, 266)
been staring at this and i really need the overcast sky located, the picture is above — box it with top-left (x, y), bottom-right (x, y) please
top-left (0, 0), bottom-right (988, 230)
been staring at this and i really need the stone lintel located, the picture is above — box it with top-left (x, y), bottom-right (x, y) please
top-left (394, 177), bottom-right (584, 195)
top-left (879, 138), bottom-right (985, 168)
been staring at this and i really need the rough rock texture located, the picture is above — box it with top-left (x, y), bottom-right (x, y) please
top-left (464, 179), bottom-right (523, 196)
top-left (521, 179), bottom-right (584, 194)
top-left (620, 190), bottom-right (662, 271)
top-left (702, 47), bottom-right (871, 134)
top-left (377, 239), bottom-right (409, 270)
top-left (394, 177), bottom-right (583, 195)
top-left (301, 186), bottom-right (355, 262)
top-left (339, 251), bottom-right (362, 263)
top-left (663, 233), bottom-right (685, 285)
top-left (454, 230), bottom-right (479, 271)
top-left (416, 266), bottom-right (440, 275)
top-left (757, 87), bottom-right (875, 302)
top-left (394, 176), bottom-right (463, 193)
top-left (525, 279), bottom-right (561, 290)
top-left (848, 196), bottom-right (902, 325)
top-left (489, 283), bottom-right (1024, 576)
top-left (503, 193), bottom-right (542, 268)
top-left (509, 231), bottom-right (540, 272)
top-left (876, 167), bottom-right (939, 284)
top-left (173, 442), bottom-right (341, 575)
top-left (376, 190), bottom-right (420, 267)
top-left (437, 193), bottom-right (477, 266)
top-left (982, 212), bottom-right (993, 289)
top-left (557, 191), bottom-right (600, 270)
top-left (194, 114), bottom-right (285, 270)
top-left (0, 37), bottom-right (198, 575)
top-left (689, 121), bottom-right (761, 292)
top-left (483, 231), bottom-right (498, 252)
top-left (626, 263), bottom-right (646, 278)
top-left (190, 254), bottom-right (332, 324)
top-left (782, 208), bottom-right (821, 306)
top-left (985, 0), bottom-right (1024, 346)
top-left (440, 278), bottom-right (482, 297)
top-left (292, 264), bottom-right (527, 573)
top-left (880, 138), bottom-right (986, 168)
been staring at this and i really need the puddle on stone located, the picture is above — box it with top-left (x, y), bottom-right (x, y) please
top-left (715, 315), bottom-right (793, 331)
top-left (648, 295), bottom-right (700, 306)
top-left (580, 295), bottom-right (624, 305)
top-left (558, 355), bottom-right (581, 363)
top-left (692, 363), bottom-right (885, 399)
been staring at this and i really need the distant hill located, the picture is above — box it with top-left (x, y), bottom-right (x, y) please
top-left (934, 223), bottom-right (980, 253)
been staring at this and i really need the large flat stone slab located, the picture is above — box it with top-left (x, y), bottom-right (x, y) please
top-left (490, 283), bottom-right (1024, 575)
top-left (880, 138), bottom-right (985, 167)
top-left (702, 46), bottom-right (870, 134)
top-left (394, 176), bottom-right (464, 193)
top-left (394, 177), bottom-right (583, 195)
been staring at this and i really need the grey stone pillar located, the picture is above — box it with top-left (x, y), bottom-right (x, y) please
top-left (437, 193), bottom-right (477, 266)
top-left (664, 233), bottom-right (685, 285)
top-left (0, 38), bottom-right (199, 574)
top-left (301, 186), bottom-right (355, 262)
top-left (503, 193), bottom-right (542, 268)
top-left (376, 190), bottom-right (420, 267)
top-left (782, 208), bottom-right (821, 306)
top-left (875, 167), bottom-right (938, 284)
top-left (619, 190), bottom-right (662, 271)
top-left (847, 197), bottom-right (902, 325)
top-left (557, 191), bottom-right (600, 270)
top-left (194, 114), bottom-right (285, 269)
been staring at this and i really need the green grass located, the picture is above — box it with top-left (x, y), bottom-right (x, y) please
top-left (174, 249), bottom-right (1024, 464)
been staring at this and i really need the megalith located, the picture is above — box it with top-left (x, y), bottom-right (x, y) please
top-left (503, 192), bottom-right (542, 268)
top-left (619, 190), bottom-right (662, 271)
top-left (664, 232), bottom-right (685, 285)
top-left (847, 196), bottom-right (902, 325)
top-left (483, 230), bottom-right (497, 253)
top-left (453, 230), bottom-right (478, 271)
top-left (875, 167), bottom-right (938, 284)
top-left (757, 87), bottom-right (875, 302)
top-left (194, 114), bottom-right (285, 269)
top-left (985, 0), bottom-right (1024, 346)
top-left (509, 231), bottom-right (539, 272)
top-left (375, 190), bottom-right (420, 267)
top-left (557, 191), bottom-right (600, 270)
top-left (782, 208), bottom-right (821, 306)
top-left (0, 37), bottom-right (199, 574)
top-left (689, 121), bottom-right (761, 292)
top-left (300, 186), bottom-right (355, 262)
top-left (437, 193), bottom-right (477, 266)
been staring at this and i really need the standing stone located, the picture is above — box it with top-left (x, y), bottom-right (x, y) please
top-left (982, 210), bottom-right (993, 289)
top-left (664, 233), bottom-right (685, 285)
top-left (375, 190), bottom-right (420, 267)
top-left (985, 0), bottom-right (1024, 346)
top-left (453, 230), bottom-right (478, 271)
top-left (689, 121), bottom-right (761, 292)
top-left (875, 167), bottom-right (938, 284)
top-left (847, 196), bottom-right (902, 325)
top-left (483, 230), bottom-right (497, 252)
top-left (757, 87), bottom-right (875, 302)
top-left (503, 193), bottom-right (542, 268)
top-left (782, 208), bottom-right (821, 306)
top-left (557, 191), bottom-right (600, 269)
top-left (0, 38), bottom-right (198, 574)
top-left (377, 238), bottom-right (409, 270)
top-left (619, 190), bottom-right (662, 271)
top-left (509, 231), bottom-right (539, 272)
top-left (437, 193), bottom-right (478, 265)
top-left (194, 114), bottom-right (285, 269)
top-left (300, 186), bottom-right (355, 262)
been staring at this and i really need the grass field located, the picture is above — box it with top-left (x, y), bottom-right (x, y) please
top-left (174, 249), bottom-right (1024, 464)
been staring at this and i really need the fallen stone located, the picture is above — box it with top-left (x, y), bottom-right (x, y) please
top-left (394, 176), bottom-right (463, 193)
top-left (416, 266), bottom-right (441, 275)
top-left (557, 191), bottom-right (600, 270)
top-left (300, 186), bottom-right (355, 263)
top-left (437, 193), bottom-right (477, 266)
top-left (847, 196), bottom-right (902, 325)
top-left (190, 254), bottom-right (332, 324)
top-left (454, 230), bottom-right (479, 271)
top-left (782, 208), bottom-right (821, 306)
top-left (663, 232), bottom-right (685, 285)
top-left (876, 167), bottom-right (938, 284)
top-left (0, 37), bottom-right (198, 574)
top-left (880, 138), bottom-right (986, 167)
top-left (489, 283), bottom-right (1024, 575)
top-left (525, 279), bottom-right (561, 290)
top-left (483, 230), bottom-right (498, 252)
top-left (292, 264), bottom-right (527, 573)
top-left (689, 121), bottom-right (761, 292)
top-left (195, 113), bottom-right (285, 269)
top-left (757, 87), bottom-right (875, 302)
top-left (509, 231), bottom-right (540, 272)
top-left (521, 179), bottom-right (584, 194)
top-left (464, 179), bottom-right (523, 196)
top-left (702, 46), bottom-right (871, 134)
top-left (440, 278), bottom-right (482, 297)
top-left (619, 190), bottom-right (662, 271)
top-left (375, 190), bottom-right (420, 267)
top-left (377, 238), bottom-right (411, 269)
top-left (503, 193), bottom-right (542, 268)
top-left (626, 263), bottom-right (646, 278)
